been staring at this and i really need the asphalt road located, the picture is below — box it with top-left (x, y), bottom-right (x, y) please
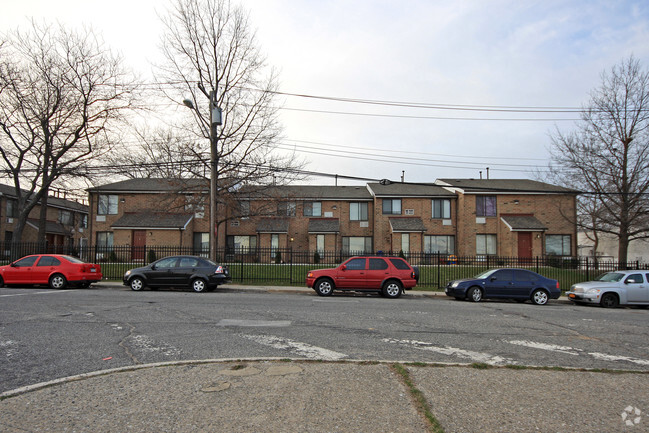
top-left (1, 285), bottom-right (648, 393)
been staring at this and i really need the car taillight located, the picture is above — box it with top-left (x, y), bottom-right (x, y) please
top-left (556, 281), bottom-right (560, 289)
top-left (215, 266), bottom-right (224, 274)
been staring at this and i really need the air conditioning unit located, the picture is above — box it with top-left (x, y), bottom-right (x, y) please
top-left (405, 209), bottom-right (414, 215)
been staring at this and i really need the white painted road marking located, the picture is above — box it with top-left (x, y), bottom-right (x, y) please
top-left (0, 290), bottom-right (78, 298)
top-left (383, 338), bottom-right (514, 365)
top-left (507, 340), bottom-right (649, 366)
top-left (218, 319), bottom-right (291, 327)
top-left (242, 334), bottom-right (347, 361)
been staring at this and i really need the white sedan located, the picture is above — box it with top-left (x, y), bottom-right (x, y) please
top-left (566, 270), bottom-right (649, 308)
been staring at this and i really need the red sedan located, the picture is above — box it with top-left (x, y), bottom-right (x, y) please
top-left (0, 254), bottom-right (102, 289)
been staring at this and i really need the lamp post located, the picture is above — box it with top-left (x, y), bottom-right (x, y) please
top-left (183, 91), bottom-right (222, 262)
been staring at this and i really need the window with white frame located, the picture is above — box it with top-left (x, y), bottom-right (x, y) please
top-left (98, 194), bottom-right (119, 215)
top-left (59, 210), bottom-right (73, 225)
top-left (96, 232), bottom-right (114, 248)
top-left (401, 233), bottom-right (410, 253)
top-left (476, 234), bottom-right (497, 255)
top-left (6, 199), bottom-right (17, 218)
top-left (382, 199), bottom-right (401, 215)
top-left (349, 202), bottom-right (368, 221)
top-left (316, 234), bottom-right (325, 252)
top-left (432, 199), bottom-right (451, 219)
top-left (424, 235), bottom-right (455, 254)
top-left (277, 201), bottom-right (296, 217)
top-left (546, 235), bottom-right (571, 256)
top-left (342, 236), bottom-right (372, 254)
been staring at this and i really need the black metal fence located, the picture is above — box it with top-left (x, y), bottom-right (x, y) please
top-left (1, 242), bottom-right (646, 290)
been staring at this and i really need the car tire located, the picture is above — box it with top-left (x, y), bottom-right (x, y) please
top-left (467, 286), bottom-right (483, 302)
top-left (49, 274), bottom-right (67, 290)
top-left (129, 277), bottom-right (145, 291)
top-left (531, 289), bottom-right (549, 305)
top-left (192, 278), bottom-right (207, 293)
top-left (600, 293), bottom-right (619, 308)
top-left (0, 276), bottom-right (4, 288)
top-left (314, 278), bottom-right (334, 296)
top-left (382, 280), bottom-right (402, 299)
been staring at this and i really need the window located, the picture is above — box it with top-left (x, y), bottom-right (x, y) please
top-left (303, 201), bottom-right (322, 217)
top-left (345, 258), bottom-right (366, 270)
top-left (96, 232), bottom-right (114, 248)
top-left (401, 233), bottom-right (410, 253)
top-left (98, 195), bottom-right (118, 215)
top-left (476, 234), bottom-right (497, 255)
top-left (271, 234), bottom-right (279, 254)
top-left (342, 237), bottom-right (372, 254)
top-left (432, 199), bottom-right (451, 219)
top-left (546, 235), bottom-right (571, 256)
top-left (382, 199), bottom-right (401, 215)
top-left (369, 258), bottom-right (388, 270)
top-left (80, 214), bottom-right (88, 228)
top-left (390, 258), bottom-right (411, 270)
top-left (37, 256), bottom-right (61, 267)
top-left (7, 199), bottom-right (17, 218)
top-left (316, 234), bottom-right (325, 252)
top-left (14, 256), bottom-right (38, 267)
top-left (515, 270), bottom-right (536, 282)
top-left (350, 202), bottom-right (368, 221)
top-left (277, 201), bottom-right (296, 217)
top-left (424, 235), bottom-right (455, 254)
top-left (59, 210), bottom-right (73, 225)
top-left (226, 235), bottom-right (257, 252)
top-left (193, 233), bottom-right (209, 254)
top-left (179, 257), bottom-right (200, 268)
top-left (156, 257), bottom-right (178, 268)
top-left (625, 274), bottom-right (644, 284)
top-left (476, 196), bottom-right (497, 217)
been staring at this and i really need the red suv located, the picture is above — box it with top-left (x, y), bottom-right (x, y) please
top-left (306, 256), bottom-right (419, 298)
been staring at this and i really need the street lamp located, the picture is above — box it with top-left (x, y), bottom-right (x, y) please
top-left (183, 93), bottom-right (222, 262)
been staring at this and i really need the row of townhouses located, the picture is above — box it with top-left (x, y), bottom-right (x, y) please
top-left (84, 178), bottom-right (578, 259)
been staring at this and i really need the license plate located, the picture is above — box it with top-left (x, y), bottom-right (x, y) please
top-left (90, 268), bottom-right (96, 273)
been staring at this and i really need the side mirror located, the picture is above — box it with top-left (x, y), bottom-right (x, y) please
top-left (150, 264), bottom-right (157, 270)
top-left (10, 262), bottom-right (17, 267)
top-left (341, 265), bottom-right (347, 271)
top-left (490, 277), bottom-right (497, 282)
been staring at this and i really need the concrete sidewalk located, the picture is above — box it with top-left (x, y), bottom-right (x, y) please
top-left (1, 359), bottom-right (647, 432)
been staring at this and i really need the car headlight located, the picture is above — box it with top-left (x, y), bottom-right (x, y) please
top-left (124, 270), bottom-right (131, 277)
top-left (586, 288), bottom-right (601, 295)
top-left (451, 282), bottom-right (460, 288)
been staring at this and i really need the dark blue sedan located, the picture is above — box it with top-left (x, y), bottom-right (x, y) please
top-left (445, 268), bottom-right (560, 305)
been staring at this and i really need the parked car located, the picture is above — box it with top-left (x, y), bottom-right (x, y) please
top-left (123, 255), bottom-right (231, 292)
top-left (566, 270), bottom-right (649, 308)
top-left (445, 268), bottom-right (560, 305)
top-left (306, 256), bottom-right (418, 298)
top-left (0, 254), bottom-right (102, 289)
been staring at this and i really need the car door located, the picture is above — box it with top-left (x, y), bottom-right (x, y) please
top-left (176, 257), bottom-right (201, 286)
top-left (366, 258), bottom-right (389, 289)
top-left (3, 256), bottom-right (39, 284)
top-left (146, 257), bottom-right (178, 287)
top-left (625, 273), bottom-right (649, 303)
top-left (484, 270), bottom-right (514, 298)
top-left (335, 258), bottom-right (366, 289)
top-left (32, 256), bottom-right (62, 284)
top-left (512, 270), bottom-right (535, 298)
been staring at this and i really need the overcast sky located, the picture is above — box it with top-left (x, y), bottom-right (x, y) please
top-left (3, 0), bottom-right (649, 185)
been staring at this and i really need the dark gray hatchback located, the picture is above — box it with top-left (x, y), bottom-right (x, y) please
top-left (445, 268), bottom-right (560, 305)
top-left (123, 255), bottom-right (231, 292)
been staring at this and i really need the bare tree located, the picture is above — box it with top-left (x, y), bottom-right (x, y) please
top-left (155, 0), bottom-right (302, 256)
top-left (548, 56), bottom-right (649, 264)
top-left (0, 21), bottom-right (137, 246)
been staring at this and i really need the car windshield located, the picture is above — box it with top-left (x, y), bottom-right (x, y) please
top-left (474, 269), bottom-right (498, 279)
top-left (595, 272), bottom-right (625, 282)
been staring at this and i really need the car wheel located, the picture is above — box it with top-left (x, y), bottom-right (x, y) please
top-left (382, 280), bottom-right (403, 299)
top-left (129, 277), bottom-right (145, 291)
top-left (49, 274), bottom-right (67, 290)
top-left (0, 276), bottom-right (4, 288)
top-left (467, 286), bottom-right (483, 302)
top-left (192, 278), bottom-right (207, 293)
top-left (600, 293), bottom-right (619, 308)
top-left (315, 278), bottom-right (334, 296)
top-left (531, 289), bottom-right (549, 305)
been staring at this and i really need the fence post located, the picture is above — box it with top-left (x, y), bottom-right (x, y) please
top-left (239, 258), bottom-right (244, 283)
top-left (289, 247), bottom-right (293, 284)
top-left (437, 253), bottom-right (441, 288)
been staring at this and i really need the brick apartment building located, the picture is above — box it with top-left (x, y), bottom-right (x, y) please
top-left (86, 178), bottom-right (578, 260)
top-left (0, 184), bottom-right (90, 253)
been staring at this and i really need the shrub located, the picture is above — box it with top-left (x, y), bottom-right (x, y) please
top-left (147, 249), bottom-right (157, 264)
top-left (314, 252), bottom-right (321, 264)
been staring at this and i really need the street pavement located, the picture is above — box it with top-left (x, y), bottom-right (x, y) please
top-left (1, 284), bottom-right (646, 433)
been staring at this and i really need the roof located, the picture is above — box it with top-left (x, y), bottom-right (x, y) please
top-left (256, 218), bottom-right (289, 233)
top-left (26, 219), bottom-right (70, 235)
top-left (241, 185), bottom-right (373, 201)
top-left (87, 178), bottom-right (208, 193)
top-left (308, 218), bottom-right (340, 233)
top-left (0, 184), bottom-right (88, 212)
top-left (367, 182), bottom-right (455, 197)
top-left (389, 217), bottom-right (427, 232)
top-left (436, 179), bottom-right (578, 194)
top-left (111, 212), bottom-right (194, 230)
top-left (500, 215), bottom-right (548, 231)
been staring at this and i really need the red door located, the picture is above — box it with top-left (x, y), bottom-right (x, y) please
top-left (518, 232), bottom-right (533, 261)
top-left (132, 230), bottom-right (146, 261)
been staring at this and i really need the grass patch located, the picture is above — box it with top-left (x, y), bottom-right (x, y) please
top-left (391, 363), bottom-right (446, 433)
top-left (470, 362), bottom-right (493, 370)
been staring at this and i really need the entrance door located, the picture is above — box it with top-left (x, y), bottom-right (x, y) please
top-left (518, 232), bottom-right (533, 260)
top-left (132, 230), bottom-right (146, 261)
